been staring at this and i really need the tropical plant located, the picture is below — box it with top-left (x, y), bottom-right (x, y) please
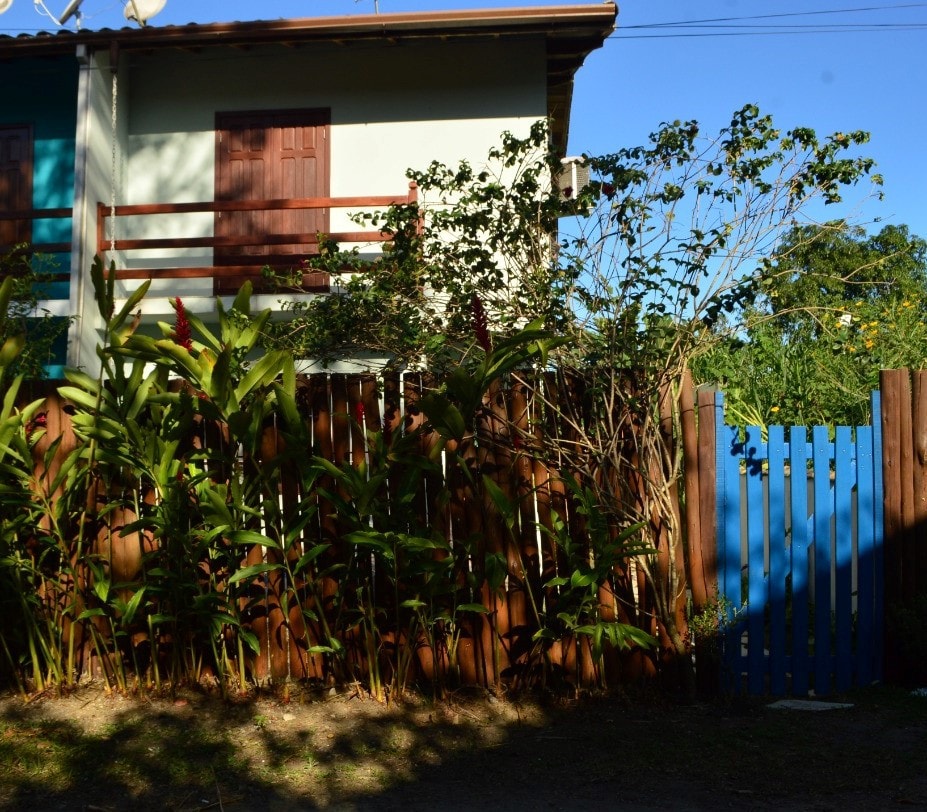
top-left (0, 247), bottom-right (70, 379)
top-left (692, 222), bottom-right (927, 426)
top-left (265, 105), bottom-right (881, 696)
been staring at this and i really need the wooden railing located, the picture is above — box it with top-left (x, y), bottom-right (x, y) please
top-left (0, 207), bottom-right (73, 256)
top-left (96, 183), bottom-right (419, 294)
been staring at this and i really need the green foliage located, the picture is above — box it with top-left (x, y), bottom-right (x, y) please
top-left (264, 121), bottom-right (572, 371)
top-left (536, 483), bottom-right (656, 669)
top-left (0, 276), bottom-right (62, 693)
top-left (1, 259), bottom-right (652, 695)
top-left (692, 223), bottom-right (927, 426)
top-left (264, 233), bottom-right (437, 370)
top-left (0, 248), bottom-right (71, 379)
top-left (0, 106), bottom-right (882, 696)
top-left (262, 105), bottom-right (880, 695)
top-left (566, 106), bottom-right (879, 378)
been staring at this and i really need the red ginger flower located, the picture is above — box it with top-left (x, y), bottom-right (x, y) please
top-left (26, 411), bottom-right (47, 440)
top-left (172, 297), bottom-right (193, 351)
top-left (471, 293), bottom-right (492, 352)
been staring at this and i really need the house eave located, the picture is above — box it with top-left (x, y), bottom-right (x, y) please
top-left (0, 3), bottom-right (616, 151)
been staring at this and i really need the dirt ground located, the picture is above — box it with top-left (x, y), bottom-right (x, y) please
top-left (1, 682), bottom-right (926, 811)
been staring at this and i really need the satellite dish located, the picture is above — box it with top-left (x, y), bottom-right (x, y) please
top-left (57, 0), bottom-right (83, 25)
top-left (32, 0), bottom-right (82, 27)
top-left (124, 0), bottom-right (166, 25)
top-left (0, 0), bottom-right (13, 17)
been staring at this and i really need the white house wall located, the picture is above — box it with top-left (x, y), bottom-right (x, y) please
top-left (112, 37), bottom-right (547, 309)
top-left (70, 48), bottom-right (127, 371)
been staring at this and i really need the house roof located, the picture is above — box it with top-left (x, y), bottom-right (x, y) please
top-left (0, 3), bottom-right (617, 151)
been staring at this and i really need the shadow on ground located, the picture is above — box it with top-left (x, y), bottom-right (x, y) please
top-left (1, 685), bottom-right (926, 810)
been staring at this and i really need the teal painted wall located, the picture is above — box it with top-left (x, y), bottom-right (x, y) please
top-left (1, 55), bottom-right (79, 373)
top-left (0, 56), bottom-right (79, 209)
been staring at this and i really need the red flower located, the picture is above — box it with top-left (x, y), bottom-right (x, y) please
top-left (471, 293), bottom-right (492, 352)
top-left (26, 411), bottom-right (47, 440)
top-left (172, 297), bottom-right (193, 351)
top-left (602, 182), bottom-right (615, 199)
top-left (354, 401), bottom-right (365, 426)
top-left (562, 186), bottom-right (573, 199)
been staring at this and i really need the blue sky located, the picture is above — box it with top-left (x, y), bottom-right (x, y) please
top-left (3, 0), bottom-right (926, 238)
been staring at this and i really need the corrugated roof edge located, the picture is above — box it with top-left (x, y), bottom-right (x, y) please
top-left (0, 4), bottom-right (616, 152)
top-left (0, 4), bottom-right (616, 51)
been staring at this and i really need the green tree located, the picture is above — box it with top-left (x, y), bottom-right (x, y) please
top-left (263, 122), bottom-right (567, 372)
top-left (266, 105), bottom-right (881, 694)
top-left (692, 223), bottom-right (927, 426)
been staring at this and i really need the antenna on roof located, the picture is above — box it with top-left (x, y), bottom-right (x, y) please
top-left (33, 0), bottom-right (84, 28)
top-left (355, 0), bottom-right (379, 14)
top-left (124, 0), bottom-right (166, 26)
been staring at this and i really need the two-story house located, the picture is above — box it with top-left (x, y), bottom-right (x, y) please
top-left (0, 4), bottom-right (616, 374)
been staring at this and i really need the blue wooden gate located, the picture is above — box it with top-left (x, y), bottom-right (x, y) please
top-left (714, 392), bottom-right (884, 695)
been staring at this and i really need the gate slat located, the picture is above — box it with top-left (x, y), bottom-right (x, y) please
top-left (716, 393), bottom-right (743, 690)
top-left (813, 426), bottom-right (834, 695)
top-left (768, 426), bottom-right (787, 694)
top-left (834, 426), bottom-right (854, 692)
top-left (856, 424), bottom-right (875, 687)
top-left (746, 425), bottom-right (767, 694)
top-left (789, 427), bottom-right (811, 696)
top-left (871, 391), bottom-right (885, 684)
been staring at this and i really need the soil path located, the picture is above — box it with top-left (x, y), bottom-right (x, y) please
top-left (1, 685), bottom-right (925, 810)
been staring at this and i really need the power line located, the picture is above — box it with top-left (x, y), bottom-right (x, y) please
top-left (621, 3), bottom-right (927, 29)
top-left (613, 3), bottom-right (927, 38)
top-left (611, 27), bottom-right (927, 40)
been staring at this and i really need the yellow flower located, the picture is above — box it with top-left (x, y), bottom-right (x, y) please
top-left (903, 301), bottom-right (913, 308)
top-left (770, 406), bottom-right (780, 413)
top-left (865, 339), bottom-right (874, 349)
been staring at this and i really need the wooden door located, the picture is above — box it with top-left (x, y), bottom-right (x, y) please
top-left (215, 110), bottom-right (329, 292)
top-left (0, 125), bottom-right (33, 252)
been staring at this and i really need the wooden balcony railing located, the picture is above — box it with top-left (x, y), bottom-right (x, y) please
top-left (0, 207), bottom-right (73, 260)
top-left (96, 183), bottom-right (419, 295)
top-left (0, 209), bottom-right (73, 293)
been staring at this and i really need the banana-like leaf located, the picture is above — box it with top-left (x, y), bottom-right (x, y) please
top-left (0, 276), bottom-right (13, 314)
top-left (420, 394), bottom-right (466, 441)
top-left (56, 386), bottom-right (104, 413)
top-left (228, 561), bottom-right (284, 586)
top-left (182, 308), bottom-right (223, 353)
top-left (235, 351), bottom-right (287, 404)
top-left (481, 474), bottom-right (516, 530)
top-left (0, 334), bottom-right (25, 368)
top-left (226, 529), bottom-right (281, 549)
top-left (152, 340), bottom-right (204, 382)
top-left (108, 280), bottom-right (151, 334)
top-left (230, 281), bottom-right (253, 316)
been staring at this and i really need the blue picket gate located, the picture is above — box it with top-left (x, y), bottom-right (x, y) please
top-left (714, 392), bottom-right (884, 695)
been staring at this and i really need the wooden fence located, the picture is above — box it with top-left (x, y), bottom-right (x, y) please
top-left (17, 372), bottom-right (665, 691)
top-left (16, 367), bottom-right (927, 694)
top-left (879, 369), bottom-right (927, 683)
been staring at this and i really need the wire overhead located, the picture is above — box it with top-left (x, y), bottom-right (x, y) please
top-left (613, 3), bottom-right (927, 39)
